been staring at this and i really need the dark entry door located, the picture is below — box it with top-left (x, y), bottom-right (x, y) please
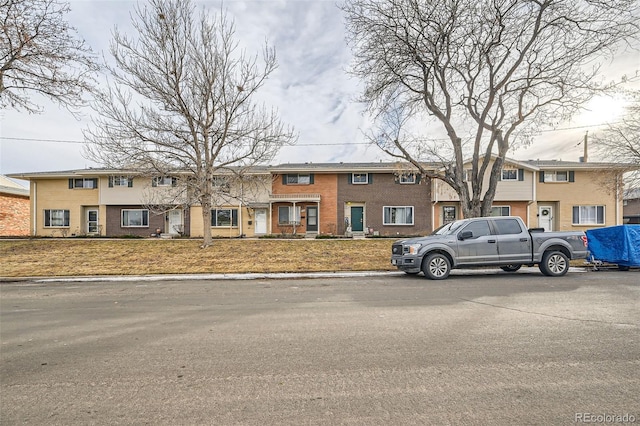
top-left (306, 206), bottom-right (318, 232)
top-left (351, 206), bottom-right (364, 232)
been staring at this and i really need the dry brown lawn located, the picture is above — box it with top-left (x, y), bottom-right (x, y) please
top-left (0, 238), bottom-right (396, 278)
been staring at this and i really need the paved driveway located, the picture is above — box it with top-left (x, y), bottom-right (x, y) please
top-left (1, 269), bottom-right (638, 425)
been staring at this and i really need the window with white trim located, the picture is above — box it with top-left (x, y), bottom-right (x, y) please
top-left (490, 206), bottom-right (511, 216)
top-left (44, 209), bottom-right (70, 227)
top-left (352, 173), bottom-right (368, 184)
top-left (69, 178), bottom-right (97, 189)
top-left (544, 171), bottom-right (568, 182)
top-left (383, 206), bottom-right (414, 225)
top-left (109, 176), bottom-right (132, 187)
top-left (572, 205), bottom-right (605, 225)
top-left (278, 206), bottom-right (301, 225)
top-left (211, 209), bottom-right (238, 227)
top-left (152, 176), bottom-right (175, 187)
top-left (286, 174), bottom-right (311, 185)
top-left (501, 169), bottom-right (518, 181)
top-left (399, 173), bottom-right (416, 184)
top-left (121, 209), bottom-right (149, 227)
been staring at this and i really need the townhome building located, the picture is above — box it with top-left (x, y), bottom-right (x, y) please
top-left (0, 175), bottom-right (30, 236)
top-left (269, 162), bottom-right (432, 237)
top-left (432, 156), bottom-right (631, 232)
top-left (9, 158), bottom-right (631, 238)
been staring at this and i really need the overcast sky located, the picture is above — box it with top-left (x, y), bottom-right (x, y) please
top-left (1, 0), bottom-right (639, 184)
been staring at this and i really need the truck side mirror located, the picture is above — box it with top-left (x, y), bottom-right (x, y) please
top-left (459, 231), bottom-right (473, 240)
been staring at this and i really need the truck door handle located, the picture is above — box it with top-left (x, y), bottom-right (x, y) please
top-left (520, 238), bottom-right (529, 242)
top-left (488, 240), bottom-right (496, 243)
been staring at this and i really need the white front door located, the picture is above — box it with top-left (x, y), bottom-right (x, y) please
top-left (168, 209), bottom-right (183, 234)
top-left (87, 209), bottom-right (99, 234)
top-left (254, 209), bottom-right (267, 234)
top-left (538, 206), bottom-right (553, 231)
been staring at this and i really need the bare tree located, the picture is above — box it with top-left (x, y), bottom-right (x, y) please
top-left (83, 0), bottom-right (296, 247)
top-left (0, 0), bottom-right (96, 113)
top-left (592, 93), bottom-right (640, 192)
top-left (342, 0), bottom-right (639, 218)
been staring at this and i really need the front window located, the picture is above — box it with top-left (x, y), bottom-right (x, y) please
top-left (44, 209), bottom-right (70, 227)
top-left (286, 174), bottom-right (311, 185)
top-left (122, 209), bottom-right (149, 227)
top-left (352, 173), bottom-right (368, 184)
top-left (490, 206), bottom-right (511, 216)
top-left (399, 173), bottom-right (416, 184)
top-left (460, 220), bottom-right (491, 239)
top-left (501, 169), bottom-right (518, 181)
top-left (544, 171), bottom-right (568, 182)
top-left (278, 206), bottom-right (301, 225)
top-left (211, 209), bottom-right (238, 227)
top-left (153, 176), bottom-right (175, 187)
top-left (110, 176), bottom-right (130, 187)
top-left (70, 178), bottom-right (97, 189)
top-left (383, 206), bottom-right (414, 225)
top-left (573, 206), bottom-right (605, 225)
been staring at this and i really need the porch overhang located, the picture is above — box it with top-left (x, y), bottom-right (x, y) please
top-left (269, 193), bottom-right (321, 203)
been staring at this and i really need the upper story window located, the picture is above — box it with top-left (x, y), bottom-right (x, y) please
top-left (68, 178), bottom-right (97, 189)
top-left (152, 176), bottom-right (177, 187)
top-left (352, 173), bottom-right (368, 184)
top-left (282, 174), bottom-right (313, 185)
top-left (399, 173), bottom-right (416, 184)
top-left (212, 176), bottom-right (230, 193)
top-left (109, 176), bottom-right (132, 188)
top-left (541, 171), bottom-right (574, 183)
top-left (501, 168), bottom-right (518, 181)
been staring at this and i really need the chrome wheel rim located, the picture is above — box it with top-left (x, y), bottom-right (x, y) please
top-left (429, 257), bottom-right (448, 277)
top-left (548, 254), bottom-right (567, 274)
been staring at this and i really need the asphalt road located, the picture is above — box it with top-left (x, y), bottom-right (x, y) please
top-left (1, 269), bottom-right (638, 425)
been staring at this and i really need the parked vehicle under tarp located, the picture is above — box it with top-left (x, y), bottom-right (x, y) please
top-left (586, 225), bottom-right (640, 269)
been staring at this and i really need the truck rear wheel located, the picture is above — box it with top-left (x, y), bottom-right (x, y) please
top-left (539, 251), bottom-right (569, 277)
top-left (422, 253), bottom-right (451, 280)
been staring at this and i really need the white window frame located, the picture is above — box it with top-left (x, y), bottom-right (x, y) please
top-left (71, 178), bottom-right (96, 189)
top-left (544, 171), bottom-right (568, 182)
top-left (573, 205), bottom-right (605, 225)
top-left (112, 176), bottom-right (130, 187)
top-left (352, 173), bottom-right (368, 184)
top-left (490, 206), bottom-right (511, 216)
top-left (399, 173), bottom-right (416, 184)
top-left (211, 208), bottom-right (238, 227)
top-left (153, 176), bottom-right (174, 187)
top-left (278, 206), bottom-right (301, 225)
top-left (286, 174), bottom-right (311, 185)
top-left (121, 209), bottom-right (149, 227)
top-left (44, 209), bottom-right (70, 227)
top-left (383, 206), bottom-right (414, 225)
top-left (501, 169), bottom-right (518, 181)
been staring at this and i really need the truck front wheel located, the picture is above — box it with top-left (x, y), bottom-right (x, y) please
top-left (422, 253), bottom-right (451, 280)
top-left (539, 251), bottom-right (569, 277)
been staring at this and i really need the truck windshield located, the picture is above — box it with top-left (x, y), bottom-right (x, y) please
top-left (431, 220), bottom-right (464, 235)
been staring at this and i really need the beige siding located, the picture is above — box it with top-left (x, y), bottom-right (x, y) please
top-left (531, 170), bottom-right (622, 231)
top-left (32, 179), bottom-right (100, 236)
top-left (190, 205), bottom-right (259, 238)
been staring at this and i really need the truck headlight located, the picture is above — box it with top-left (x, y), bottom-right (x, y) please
top-left (406, 243), bottom-right (422, 255)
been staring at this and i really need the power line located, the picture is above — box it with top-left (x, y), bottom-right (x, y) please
top-left (0, 121), bottom-right (622, 146)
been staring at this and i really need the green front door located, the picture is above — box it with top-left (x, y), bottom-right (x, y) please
top-left (351, 206), bottom-right (364, 232)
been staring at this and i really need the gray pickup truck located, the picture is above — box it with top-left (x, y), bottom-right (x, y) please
top-left (391, 216), bottom-right (588, 279)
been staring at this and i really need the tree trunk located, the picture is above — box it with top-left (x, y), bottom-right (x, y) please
top-left (201, 198), bottom-right (213, 248)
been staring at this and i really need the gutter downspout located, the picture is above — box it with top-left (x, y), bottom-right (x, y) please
top-left (32, 181), bottom-right (37, 236)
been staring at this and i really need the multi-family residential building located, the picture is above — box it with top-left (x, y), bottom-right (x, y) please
top-left (270, 162), bottom-right (431, 237)
top-left (8, 158), bottom-right (632, 238)
top-left (0, 175), bottom-right (30, 236)
top-left (432, 157), bottom-right (631, 231)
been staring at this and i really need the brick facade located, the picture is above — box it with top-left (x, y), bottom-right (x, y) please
top-left (0, 193), bottom-right (30, 236)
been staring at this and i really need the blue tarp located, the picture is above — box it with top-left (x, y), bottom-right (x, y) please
top-left (586, 225), bottom-right (640, 267)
